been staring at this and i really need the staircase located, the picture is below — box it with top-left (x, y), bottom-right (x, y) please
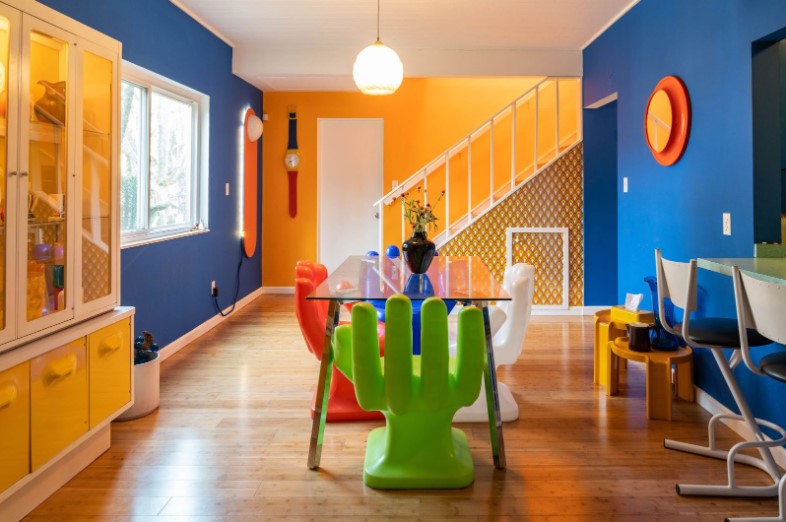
top-left (374, 77), bottom-right (582, 253)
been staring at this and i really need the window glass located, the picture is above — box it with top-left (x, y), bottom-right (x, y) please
top-left (120, 81), bottom-right (143, 232)
top-left (149, 91), bottom-right (193, 229)
top-left (119, 62), bottom-right (208, 247)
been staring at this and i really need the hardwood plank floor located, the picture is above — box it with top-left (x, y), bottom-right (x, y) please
top-left (24, 295), bottom-right (781, 520)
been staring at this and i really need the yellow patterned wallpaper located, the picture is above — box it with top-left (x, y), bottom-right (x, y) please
top-left (83, 234), bottom-right (111, 303)
top-left (439, 143), bottom-right (584, 307)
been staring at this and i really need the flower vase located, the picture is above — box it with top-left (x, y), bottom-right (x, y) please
top-left (402, 230), bottom-right (435, 274)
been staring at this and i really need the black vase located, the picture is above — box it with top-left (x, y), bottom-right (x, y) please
top-left (402, 231), bottom-right (435, 274)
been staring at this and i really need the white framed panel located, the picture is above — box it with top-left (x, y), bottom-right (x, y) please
top-left (506, 226), bottom-right (569, 310)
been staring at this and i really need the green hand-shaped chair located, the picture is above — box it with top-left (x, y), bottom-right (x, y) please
top-left (333, 294), bottom-right (485, 489)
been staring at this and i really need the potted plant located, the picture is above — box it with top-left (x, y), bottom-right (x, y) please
top-left (393, 187), bottom-right (444, 274)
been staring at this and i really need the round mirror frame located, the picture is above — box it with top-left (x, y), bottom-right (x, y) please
top-left (644, 75), bottom-right (691, 166)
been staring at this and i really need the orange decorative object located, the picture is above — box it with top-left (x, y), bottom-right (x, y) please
top-left (294, 261), bottom-right (384, 421)
top-left (644, 75), bottom-right (691, 166)
top-left (243, 108), bottom-right (259, 258)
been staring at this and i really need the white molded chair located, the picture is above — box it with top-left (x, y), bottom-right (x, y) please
top-left (655, 249), bottom-right (782, 498)
top-left (728, 266), bottom-right (786, 522)
top-left (452, 263), bottom-right (534, 422)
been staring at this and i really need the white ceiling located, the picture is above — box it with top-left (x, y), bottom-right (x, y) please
top-left (171, 0), bottom-right (638, 92)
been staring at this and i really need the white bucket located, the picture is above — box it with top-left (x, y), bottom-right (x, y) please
top-left (116, 353), bottom-right (160, 421)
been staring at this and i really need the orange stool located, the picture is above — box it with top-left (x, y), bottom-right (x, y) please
top-left (594, 306), bottom-right (655, 392)
top-left (608, 337), bottom-right (694, 421)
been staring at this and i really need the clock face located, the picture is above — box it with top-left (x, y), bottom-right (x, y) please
top-left (284, 151), bottom-right (301, 170)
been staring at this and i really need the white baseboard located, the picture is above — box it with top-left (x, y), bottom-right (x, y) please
top-left (695, 386), bottom-right (786, 469)
top-left (531, 306), bottom-right (607, 316)
top-left (262, 286), bottom-right (294, 295)
top-left (157, 287), bottom-right (264, 363)
top-left (581, 305), bottom-right (613, 315)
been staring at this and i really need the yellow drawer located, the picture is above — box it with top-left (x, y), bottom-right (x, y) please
top-left (31, 339), bottom-right (88, 471)
top-left (89, 318), bottom-right (131, 428)
top-left (0, 362), bottom-right (30, 493)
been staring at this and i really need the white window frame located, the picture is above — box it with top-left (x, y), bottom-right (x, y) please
top-left (120, 60), bottom-right (210, 247)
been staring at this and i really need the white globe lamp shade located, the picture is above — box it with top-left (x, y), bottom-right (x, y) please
top-left (353, 41), bottom-right (403, 96)
top-left (246, 114), bottom-right (263, 142)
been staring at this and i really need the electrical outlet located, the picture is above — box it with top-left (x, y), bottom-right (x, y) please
top-left (211, 280), bottom-right (218, 296)
top-left (623, 177), bottom-right (628, 193)
top-left (723, 213), bottom-right (732, 236)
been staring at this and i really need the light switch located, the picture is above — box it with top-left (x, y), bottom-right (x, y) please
top-left (225, 183), bottom-right (230, 196)
top-left (623, 177), bottom-right (628, 193)
top-left (723, 213), bottom-right (731, 236)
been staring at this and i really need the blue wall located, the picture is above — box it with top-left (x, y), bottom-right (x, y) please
top-left (584, 0), bottom-right (786, 425)
top-left (40, 0), bottom-right (263, 347)
top-left (583, 101), bottom-right (618, 305)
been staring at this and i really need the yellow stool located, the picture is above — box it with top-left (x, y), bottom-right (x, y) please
top-left (594, 307), bottom-right (655, 392)
top-left (608, 337), bottom-right (694, 421)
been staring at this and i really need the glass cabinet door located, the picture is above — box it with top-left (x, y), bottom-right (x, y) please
top-left (78, 44), bottom-right (116, 312)
top-left (19, 16), bottom-right (75, 335)
top-left (0, 5), bottom-right (20, 346)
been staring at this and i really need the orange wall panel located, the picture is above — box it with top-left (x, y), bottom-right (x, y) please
top-left (262, 77), bottom-right (544, 287)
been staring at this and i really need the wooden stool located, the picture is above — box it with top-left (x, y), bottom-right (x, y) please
top-left (594, 307), bottom-right (654, 392)
top-left (608, 337), bottom-right (694, 421)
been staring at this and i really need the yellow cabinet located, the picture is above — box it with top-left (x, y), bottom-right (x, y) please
top-left (89, 318), bottom-right (131, 428)
top-left (0, 362), bottom-right (30, 493)
top-left (31, 339), bottom-right (88, 470)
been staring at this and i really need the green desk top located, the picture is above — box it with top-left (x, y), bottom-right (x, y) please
top-left (698, 257), bottom-right (786, 284)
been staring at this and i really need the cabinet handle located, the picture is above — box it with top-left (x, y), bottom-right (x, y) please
top-left (45, 353), bottom-right (78, 384)
top-left (20, 171), bottom-right (28, 177)
top-left (8, 171), bottom-right (16, 177)
top-left (99, 335), bottom-right (122, 355)
top-left (0, 383), bottom-right (17, 410)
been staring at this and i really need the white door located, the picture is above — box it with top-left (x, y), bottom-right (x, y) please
top-left (317, 118), bottom-right (383, 273)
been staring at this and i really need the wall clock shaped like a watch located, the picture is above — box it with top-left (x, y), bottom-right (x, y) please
top-left (284, 109), bottom-right (301, 218)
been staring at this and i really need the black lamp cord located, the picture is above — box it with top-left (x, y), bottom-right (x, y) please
top-left (213, 238), bottom-right (245, 317)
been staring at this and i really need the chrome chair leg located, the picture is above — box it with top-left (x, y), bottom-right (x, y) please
top-left (665, 348), bottom-right (784, 497)
top-left (726, 474), bottom-right (786, 522)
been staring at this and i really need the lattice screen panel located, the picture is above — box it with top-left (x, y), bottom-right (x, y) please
top-left (440, 143), bottom-right (584, 306)
top-left (508, 228), bottom-right (567, 307)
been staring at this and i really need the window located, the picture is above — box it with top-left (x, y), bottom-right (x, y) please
top-left (120, 61), bottom-right (209, 246)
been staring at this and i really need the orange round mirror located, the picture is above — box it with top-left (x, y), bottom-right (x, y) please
top-left (646, 90), bottom-right (672, 153)
top-left (644, 76), bottom-right (690, 166)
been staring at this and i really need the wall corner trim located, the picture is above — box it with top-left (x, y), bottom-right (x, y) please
top-left (580, 0), bottom-right (640, 50)
top-left (261, 286), bottom-right (295, 295)
top-left (585, 92), bottom-right (618, 109)
top-left (169, 0), bottom-right (236, 47)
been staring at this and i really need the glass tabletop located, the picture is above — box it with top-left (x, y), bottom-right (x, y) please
top-left (308, 255), bottom-right (511, 301)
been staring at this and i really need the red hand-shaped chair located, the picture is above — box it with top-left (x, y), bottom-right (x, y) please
top-left (295, 261), bottom-right (383, 421)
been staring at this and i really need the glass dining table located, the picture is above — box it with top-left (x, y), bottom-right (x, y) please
top-left (306, 254), bottom-right (511, 470)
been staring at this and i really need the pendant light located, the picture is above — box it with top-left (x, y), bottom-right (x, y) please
top-left (353, 0), bottom-right (403, 95)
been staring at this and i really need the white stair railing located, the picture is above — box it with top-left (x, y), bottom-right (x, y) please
top-left (374, 77), bottom-right (582, 254)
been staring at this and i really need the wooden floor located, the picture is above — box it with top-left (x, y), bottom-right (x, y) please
top-left (25, 295), bottom-right (781, 521)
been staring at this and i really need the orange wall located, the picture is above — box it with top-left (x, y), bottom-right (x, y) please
top-left (262, 77), bottom-right (542, 287)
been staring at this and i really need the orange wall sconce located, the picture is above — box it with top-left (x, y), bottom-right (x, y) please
top-left (243, 108), bottom-right (263, 258)
top-left (644, 75), bottom-right (691, 166)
